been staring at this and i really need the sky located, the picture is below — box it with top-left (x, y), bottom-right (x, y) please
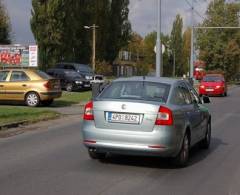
top-left (2, 0), bottom-right (210, 44)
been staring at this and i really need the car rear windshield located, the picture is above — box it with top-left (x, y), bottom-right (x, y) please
top-left (76, 65), bottom-right (93, 74)
top-left (203, 76), bottom-right (223, 82)
top-left (65, 71), bottom-right (82, 78)
top-left (99, 81), bottom-right (170, 103)
top-left (35, 70), bottom-right (53, 79)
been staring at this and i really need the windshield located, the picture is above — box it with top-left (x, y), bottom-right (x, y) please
top-left (203, 76), bottom-right (223, 82)
top-left (99, 81), bottom-right (170, 103)
top-left (76, 65), bottom-right (93, 74)
top-left (35, 70), bottom-right (52, 79)
top-left (65, 71), bottom-right (82, 78)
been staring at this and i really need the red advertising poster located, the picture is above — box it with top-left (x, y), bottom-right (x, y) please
top-left (0, 45), bottom-right (38, 67)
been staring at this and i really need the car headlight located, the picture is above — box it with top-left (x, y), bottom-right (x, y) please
top-left (75, 81), bottom-right (83, 84)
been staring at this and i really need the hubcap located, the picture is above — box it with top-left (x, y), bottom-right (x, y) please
top-left (27, 94), bottom-right (38, 106)
top-left (206, 124), bottom-right (211, 143)
top-left (67, 84), bottom-right (72, 91)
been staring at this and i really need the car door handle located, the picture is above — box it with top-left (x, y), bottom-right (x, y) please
top-left (22, 84), bottom-right (27, 87)
top-left (0, 85), bottom-right (4, 87)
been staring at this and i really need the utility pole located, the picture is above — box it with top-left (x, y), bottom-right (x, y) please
top-left (156, 0), bottom-right (162, 77)
top-left (84, 24), bottom-right (99, 72)
top-left (190, 0), bottom-right (194, 78)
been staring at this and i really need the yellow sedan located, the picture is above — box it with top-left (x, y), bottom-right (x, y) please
top-left (0, 69), bottom-right (62, 107)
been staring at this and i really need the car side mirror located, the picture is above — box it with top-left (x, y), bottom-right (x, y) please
top-left (202, 95), bottom-right (211, 104)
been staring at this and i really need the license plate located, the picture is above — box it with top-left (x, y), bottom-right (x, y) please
top-left (206, 88), bottom-right (214, 92)
top-left (84, 84), bottom-right (90, 87)
top-left (107, 112), bottom-right (140, 124)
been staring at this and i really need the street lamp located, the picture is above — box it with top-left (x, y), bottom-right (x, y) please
top-left (84, 24), bottom-right (99, 72)
top-left (156, 0), bottom-right (162, 77)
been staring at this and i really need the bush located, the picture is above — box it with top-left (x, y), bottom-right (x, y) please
top-left (95, 60), bottom-right (113, 76)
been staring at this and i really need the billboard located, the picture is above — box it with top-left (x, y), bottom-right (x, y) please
top-left (0, 45), bottom-right (38, 67)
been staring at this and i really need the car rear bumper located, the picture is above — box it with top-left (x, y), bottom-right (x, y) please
top-left (199, 88), bottom-right (225, 95)
top-left (40, 91), bottom-right (62, 100)
top-left (82, 121), bottom-right (183, 157)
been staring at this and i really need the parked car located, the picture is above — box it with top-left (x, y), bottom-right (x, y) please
top-left (46, 68), bottom-right (91, 92)
top-left (82, 77), bottom-right (211, 167)
top-left (199, 74), bottom-right (227, 96)
top-left (90, 75), bottom-right (105, 84)
top-left (0, 69), bottom-right (61, 107)
top-left (55, 62), bottom-right (94, 81)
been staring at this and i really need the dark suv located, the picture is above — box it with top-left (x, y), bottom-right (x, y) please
top-left (47, 68), bottom-right (91, 92)
top-left (55, 63), bottom-right (94, 81)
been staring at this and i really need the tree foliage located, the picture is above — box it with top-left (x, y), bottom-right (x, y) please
top-left (196, 0), bottom-right (240, 80)
top-left (182, 28), bottom-right (191, 75)
top-left (31, 0), bottom-right (131, 69)
top-left (0, 0), bottom-right (11, 44)
top-left (170, 14), bottom-right (183, 76)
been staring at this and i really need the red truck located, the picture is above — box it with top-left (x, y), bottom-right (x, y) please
top-left (194, 60), bottom-right (206, 80)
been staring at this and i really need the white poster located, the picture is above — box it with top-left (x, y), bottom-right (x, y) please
top-left (29, 45), bottom-right (38, 67)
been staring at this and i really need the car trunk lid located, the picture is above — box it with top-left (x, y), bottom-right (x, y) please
top-left (93, 100), bottom-right (162, 132)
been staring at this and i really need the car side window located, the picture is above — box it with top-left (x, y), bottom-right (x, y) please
top-left (0, 71), bottom-right (9, 82)
top-left (171, 87), bottom-right (187, 105)
top-left (184, 82), bottom-right (201, 104)
top-left (64, 65), bottom-right (74, 70)
top-left (10, 71), bottom-right (30, 82)
top-left (177, 83), bottom-right (192, 105)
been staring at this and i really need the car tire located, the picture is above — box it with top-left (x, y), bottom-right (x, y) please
top-left (200, 122), bottom-right (211, 149)
top-left (42, 99), bottom-right (54, 106)
top-left (66, 83), bottom-right (73, 92)
top-left (173, 134), bottom-right (190, 167)
top-left (224, 92), bottom-right (227, 97)
top-left (25, 92), bottom-right (40, 107)
top-left (88, 149), bottom-right (106, 160)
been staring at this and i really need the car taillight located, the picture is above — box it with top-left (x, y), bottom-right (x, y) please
top-left (200, 85), bottom-right (205, 89)
top-left (155, 106), bottom-right (173, 126)
top-left (216, 85), bottom-right (221, 89)
top-left (83, 101), bottom-right (94, 120)
top-left (43, 81), bottom-right (51, 89)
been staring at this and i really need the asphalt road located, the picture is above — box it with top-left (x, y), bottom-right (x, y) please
top-left (1, 86), bottom-right (240, 195)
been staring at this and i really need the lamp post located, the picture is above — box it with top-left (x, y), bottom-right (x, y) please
top-left (156, 0), bottom-right (162, 77)
top-left (84, 24), bottom-right (99, 72)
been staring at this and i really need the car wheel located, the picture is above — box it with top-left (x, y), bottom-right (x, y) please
top-left (25, 92), bottom-right (40, 107)
top-left (224, 92), bottom-right (227, 97)
top-left (66, 83), bottom-right (73, 92)
top-left (173, 134), bottom-right (190, 167)
top-left (200, 122), bottom-right (211, 149)
top-left (42, 99), bottom-right (54, 106)
top-left (88, 149), bottom-right (106, 160)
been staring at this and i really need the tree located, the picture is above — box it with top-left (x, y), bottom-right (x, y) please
top-left (143, 31), bottom-right (156, 66)
top-left (106, 0), bottom-right (131, 63)
top-left (182, 28), bottom-right (191, 75)
top-left (31, 0), bottom-right (131, 69)
top-left (196, 0), bottom-right (240, 79)
top-left (170, 14), bottom-right (183, 76)
top-left (0, 0), bottom-right (11, 44)
top-left (141, 31), bottom-right (172, 76)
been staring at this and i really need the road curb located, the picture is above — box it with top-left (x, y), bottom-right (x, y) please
top-left (0, 120), bottom-right (28, 131)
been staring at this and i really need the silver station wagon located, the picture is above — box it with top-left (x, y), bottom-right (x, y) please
top-left (82, 77), bottom-right (211, 166)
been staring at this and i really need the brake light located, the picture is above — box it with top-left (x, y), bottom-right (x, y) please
top-left (216, 85), bottom-right (221, 89)
top-left (155, 106), bottom-right (173, 126)
top-left (43, 81), bottom-right (51, 89)
top-left (83, 101), bottom-right (94, 120)
top-left (200, 85), bottom-right (205, 89)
